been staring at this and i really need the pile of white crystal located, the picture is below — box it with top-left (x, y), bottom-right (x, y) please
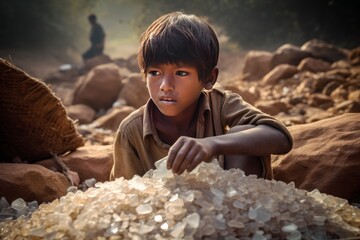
top-left (1, 158), bottom-right (359, 239)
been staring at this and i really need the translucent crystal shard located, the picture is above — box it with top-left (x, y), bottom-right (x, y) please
top-left (11, 198), bottom-right (27, 211)
top-left (1, 158), bottom-right (360, 239)
top-left (186, 212), bottom-right (200, 229)
top-left (135, 204), bottom-right (153, 215)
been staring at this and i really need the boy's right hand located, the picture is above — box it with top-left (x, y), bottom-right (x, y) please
top-left (167, 136), bottom-right (216, 175)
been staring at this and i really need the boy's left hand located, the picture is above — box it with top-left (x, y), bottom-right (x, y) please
top-left (167, 136), bottom-right (215, 175)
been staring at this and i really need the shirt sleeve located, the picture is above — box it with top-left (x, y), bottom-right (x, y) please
top-left (221, 90), bottom-right (293, 148)
top-left (110, 127), bottom-right (145, 180)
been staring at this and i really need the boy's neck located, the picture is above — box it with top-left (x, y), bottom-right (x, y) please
top-left (153, 104), bottom-right (199, 145)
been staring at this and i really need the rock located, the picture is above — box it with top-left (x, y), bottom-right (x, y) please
top-left (72, 63), bottom-right (124, 111)
top-left (308, 93), bottom-right (334, 110)
top-left (311, 73), bottom-right (346, 93)
top-left (125, 54), bottom-right (141, 73)
top-left (331, 85), bottom-right (349, 102)
top-left (301, 39), bottom-right (349, 63)
top-left (0, 163), bottom-right (68, 203)
top-left (349, 46), bottom-right (360, 66)
top-left (118, 73), bottom-right (150, 108)
top-left (331, 60), bottom-right (352, 70)
top-left (255, 100), bottom-right (290, 115)
top-left (241, 51), bottom-right (273, 81)
top-left (66, 104), bottom-right (96, 124)
top-left (348, 89), bottom-right (360, 101)
top-left (334, 100), bottom-right (360, 113)
top-left (271, 43), bottom-right (312, 68)
top-left (82, 54), bottom-right (113, 73)
top-left (262, 64), bottom-right (298, 85)
top-left (90, 106), bottom-right (136, 132)
top-left (272, 113), bottom-right (360, 202)
top-left (37, 145), bottom-right (113, 183)
top-left (223, 83), bottom-right (259, 105)
top-left (297, 57), bottom-right (332, 73)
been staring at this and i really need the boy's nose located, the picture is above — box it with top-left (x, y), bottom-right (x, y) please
top-left (160, 75), bottom-right (174, 91)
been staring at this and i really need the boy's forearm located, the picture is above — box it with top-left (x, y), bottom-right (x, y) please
top-left (212, 125), bottom-right (292, 157)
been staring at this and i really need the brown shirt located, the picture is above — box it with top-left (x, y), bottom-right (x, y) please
top-left (110, 87), bottom-right (293, 180)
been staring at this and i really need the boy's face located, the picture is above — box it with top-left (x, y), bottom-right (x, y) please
top-left (146, 63), bottom-right (206, 117)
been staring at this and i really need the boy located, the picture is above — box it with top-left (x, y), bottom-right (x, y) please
top-left (110, 12), bottom-right (292, 181)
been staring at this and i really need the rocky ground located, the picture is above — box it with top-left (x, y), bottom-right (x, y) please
top-left (1, 39), bottom-right (360, 238)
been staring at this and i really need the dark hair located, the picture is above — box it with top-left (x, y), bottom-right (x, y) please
top-left (88, 14), bottom-right (97, 22)
top-left (138, 12), bottom-right (219, 82)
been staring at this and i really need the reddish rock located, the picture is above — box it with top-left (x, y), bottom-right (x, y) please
top-left (255, 100), bottom-right (290, 115)
top-left (90, 106), bottom-right (136, 132)
top-left (0, 163), bottom-right (69, 203)
top-left (334, 100), bottom-right (360, 113)
top-left (67, 104), bottom-right (96, 124)
top-left (224, 84), bottom-right (259, 105)
top-left (118, 73), bottom-right (150, 108)
top-left (349, 46), bottom-right (360, 66)
top-left (272, 113), bottom-right (360, 202)
top-left (308, 93), bottom-right (334, 110)
top-left (72, 63), bottom-right (124, 111)
top-left (271, 44), bottom-right (312, 68)
top-left (82, 54), bottom-right (113, 72)
top-left (301, 39), bottom-right (349, 63)
top-left (241, 51), bottom-right (273, 81)
top-left (37, 145), bottom-right (113, 183)
top-left (262, 64), bottom-right (298, 85)
top-left (348, 89), bottom-right (360, 101)
top-left (297, 57), bottom-right (332, 73)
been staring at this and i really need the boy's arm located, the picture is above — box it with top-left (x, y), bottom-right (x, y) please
top-left (167, 124), bottom-right (291, 175)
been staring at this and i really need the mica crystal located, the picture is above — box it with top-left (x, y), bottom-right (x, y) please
top-left (1, 158), bottom-right (360, 239)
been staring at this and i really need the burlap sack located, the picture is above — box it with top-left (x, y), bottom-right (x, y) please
top-left (0, 58), bottom-right (84, 163)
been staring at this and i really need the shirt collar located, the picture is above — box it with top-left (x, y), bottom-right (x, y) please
top-left (142, 91), bottom-right (211, 141)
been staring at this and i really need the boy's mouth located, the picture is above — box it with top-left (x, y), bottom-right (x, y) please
top-left (160, 97), bottom-right (177, 102)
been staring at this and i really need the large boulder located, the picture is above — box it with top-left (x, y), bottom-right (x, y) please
top-left (272, 113), bottom-right (360, 202)
top-left (0, 163), bottom-right (69, 203)
top-left (72, 63), bottom-right (125, 111)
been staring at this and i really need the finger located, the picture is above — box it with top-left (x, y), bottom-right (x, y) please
top-left (167, 141), bottom-right (182, 170)
top-left (186, 153), bottom-right (206, 172)
top-left (171, 138), bottom-right (194, 173)
top-left (177, 145), bottom-right (201, 174)
top-left (171, 145), bottom-right (191, 174)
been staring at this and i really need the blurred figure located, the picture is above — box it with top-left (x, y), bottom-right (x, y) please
top-left (82, 14), bottom-right (105, 61)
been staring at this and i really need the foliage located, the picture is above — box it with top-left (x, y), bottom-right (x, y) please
top-left (0, 0), bottom-right (96, 50)
top-left (131, 0), bottom-right (360, 50)
top-left (0, 0), bottom-right (359, 54)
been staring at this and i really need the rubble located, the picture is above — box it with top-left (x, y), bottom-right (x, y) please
top-left (1, 158), bottom-right (359, 239)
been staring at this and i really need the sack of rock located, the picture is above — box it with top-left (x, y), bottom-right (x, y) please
top-left (0, 58), bottom-right (84, 163)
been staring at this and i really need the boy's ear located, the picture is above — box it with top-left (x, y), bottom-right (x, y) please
top-left (204, 67), bottom-right (219, 90)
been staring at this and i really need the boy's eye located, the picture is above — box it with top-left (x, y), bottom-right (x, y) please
top-left (176, 71), bottom-right (188, 76)
top-left (148, 70), bottom-right (160, 76)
